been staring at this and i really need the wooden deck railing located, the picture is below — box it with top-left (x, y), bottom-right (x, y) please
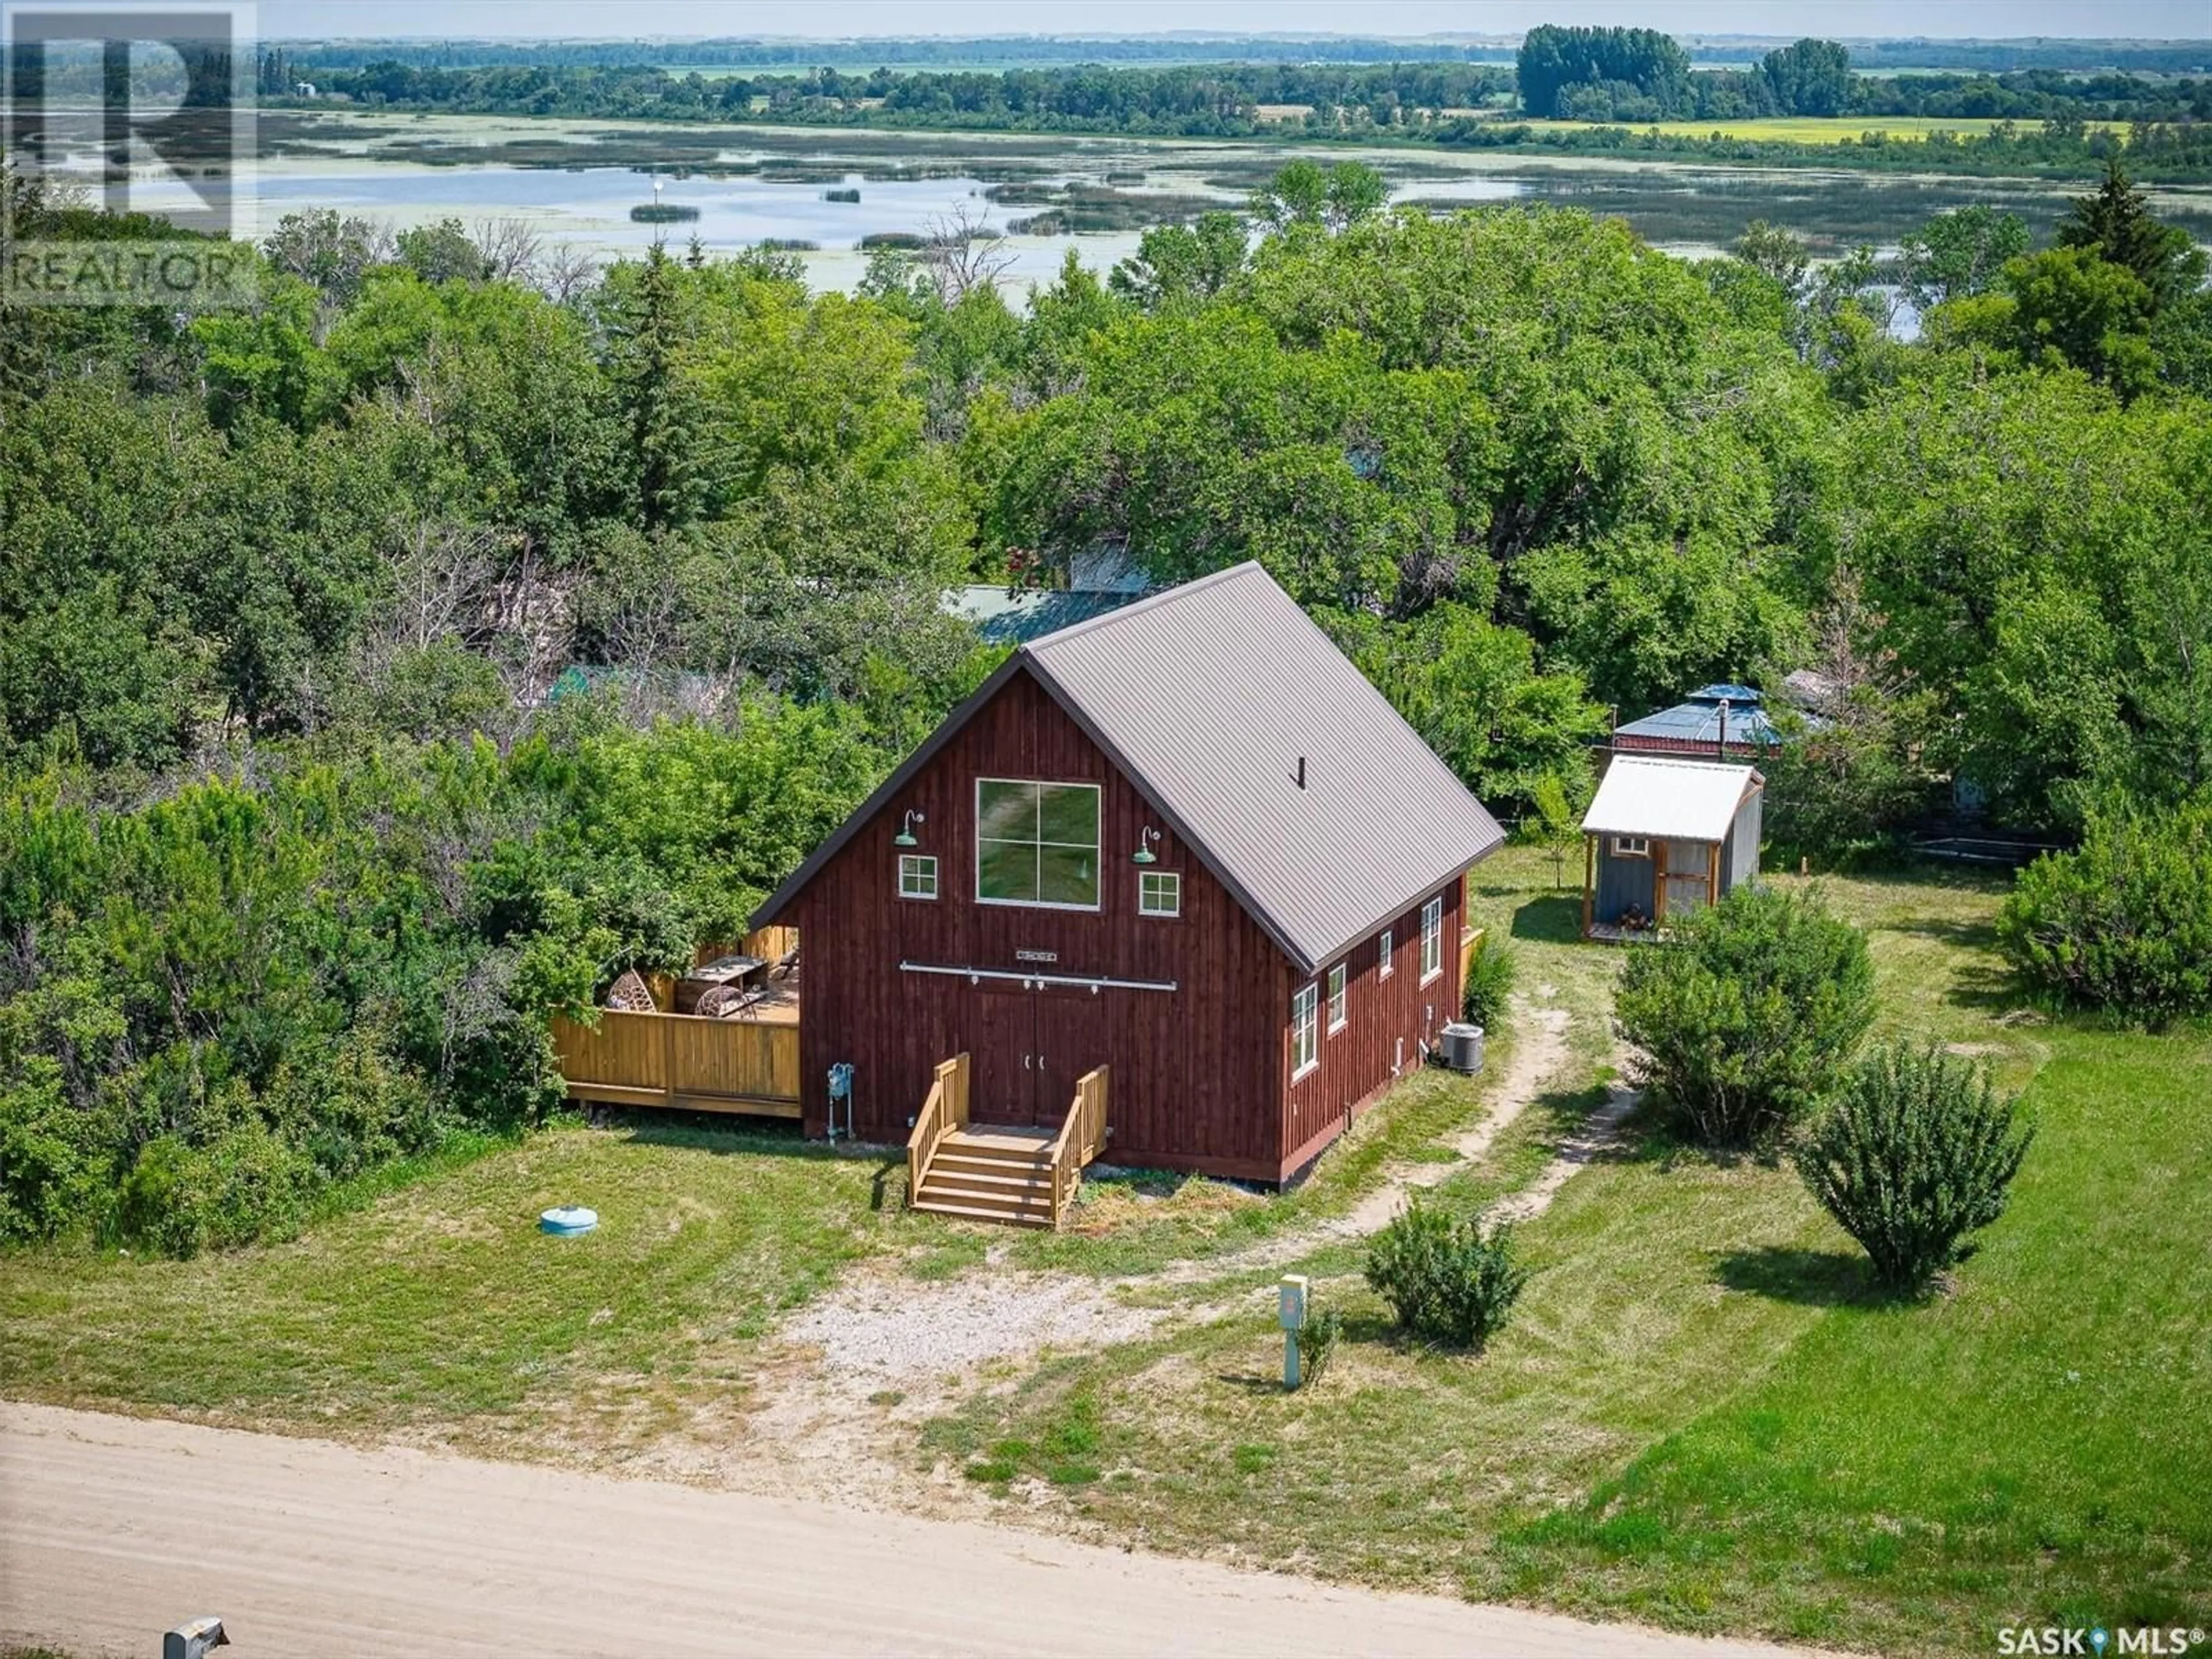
top-left (906, 1052), bottom-right (970, 1199)
top-left (1046, 1065), bottom-right (1109, 1229)
top-left (551, 1007), bottom-right (802, 1117)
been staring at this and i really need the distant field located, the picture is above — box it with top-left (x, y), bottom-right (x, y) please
top-left (1538, 114), bottom-right (2131, 142)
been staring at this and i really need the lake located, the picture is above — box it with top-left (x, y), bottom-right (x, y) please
top-left (134, 112), bottom-right (2212, 291)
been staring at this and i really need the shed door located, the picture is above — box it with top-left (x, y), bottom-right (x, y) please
top-left (1662, 839), bottom-right (1714, 919)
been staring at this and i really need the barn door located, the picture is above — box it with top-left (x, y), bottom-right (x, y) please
top-left (971, 986), bottom-right (1039, 1123)
top-left (1033, 983), bottom-right (1110, 1134)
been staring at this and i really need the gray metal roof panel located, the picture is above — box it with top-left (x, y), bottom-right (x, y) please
top-left (1024, 563), bottom-right (1506, 972)
top-left (757, 564), bottom-right (1507, 970)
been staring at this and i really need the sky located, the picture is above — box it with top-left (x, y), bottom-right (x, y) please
top-left (253, 0), bottom-right (2209, 41)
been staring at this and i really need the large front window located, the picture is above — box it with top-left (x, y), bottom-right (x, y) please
top-left (976, 779), bottom-right (1101, 909)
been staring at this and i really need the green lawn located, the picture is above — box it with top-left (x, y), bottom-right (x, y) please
top-left (0, 1122), bottom-right (911, 1451)
top-left (917, 853), bottom-right (2212, 1658)
top-left (3, 851), bottom-right (2206, 1657)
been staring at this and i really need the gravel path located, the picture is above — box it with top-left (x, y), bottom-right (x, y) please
top-left (781, 1267), bottom-right (1168, 1390)
top-left (673, 994), bottom-right (1600, 1506)
top-left (1487, 1079), bottom-right (1643, 1226)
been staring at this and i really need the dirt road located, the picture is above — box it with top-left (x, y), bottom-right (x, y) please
top-left (3, 1402), bottom-right (1817, 1659)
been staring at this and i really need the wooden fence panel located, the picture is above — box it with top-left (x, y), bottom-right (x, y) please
top-left (670, 1018), bottom-right (801, 1105)
top-left (693, 926), bottom-right (800, 968)
top-left (552, 1008), bottom-right (801, 1116)
top-left (553, 1010), bottom-right (669, 1092)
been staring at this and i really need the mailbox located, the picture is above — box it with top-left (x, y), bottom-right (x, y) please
top-left (165, 1618), bottom-right (229, 1659)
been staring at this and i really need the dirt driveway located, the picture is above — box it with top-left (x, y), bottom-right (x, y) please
top-left (3, 1401), bottom-right (1823, 1659)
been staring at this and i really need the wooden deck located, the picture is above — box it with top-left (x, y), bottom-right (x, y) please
top-left (551, 1003), bottom-right (802, 1118)
top-left (552, 930), bottom-right (805, 1119)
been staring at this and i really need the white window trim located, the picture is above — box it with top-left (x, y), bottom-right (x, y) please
top-left (973, 777), bottom-right (1104, 912)
top-left (1611, 835), bottom-right (1652, 859)
top-left (1378, 927), bottom-right (1394, 979)
top-left (1420, 895), bottom-right (1445, 985)
top-left (897, 853), bottom-right (938, 901)
top-left (1291, 981), bottom-right (1319, 1080)
top-left (1327, 961), bottom-right (1348, 1033)
top-left (1138, 869), bottom-right (1182, 918)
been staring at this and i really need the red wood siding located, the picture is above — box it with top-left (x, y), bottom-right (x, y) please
top-left (785, 663), bottom-right (1477, 1184)
top-left (789, 667), bottom-right (1287, 1179)
top-left (1276, 880), bottom-right (1465, 1181)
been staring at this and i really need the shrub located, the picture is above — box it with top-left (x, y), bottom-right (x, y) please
top-left (1297, 1306), bottom-right (1342, 1388)
top-left (0, 1062), bottom-right (105, 1243)
top-left (1997, 797), bottom-right (2212, 1027)
top-left (1461, 934), bottom-right (1517, 1030)
top-left (1365, 1199), bottom-right (1528, 1351)
top-left (1614, 884), bottom-right (1875, 1149)
top-left (118, 1119), bottom-right (320, 1260)
top-left (1793, 1042), bottom-right (2034, 1292)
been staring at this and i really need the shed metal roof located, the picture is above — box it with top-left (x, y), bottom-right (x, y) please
top-left (756, 562), bottom-right (1507, 975)
top-left (1583, 756), bottom-right (1760, 844)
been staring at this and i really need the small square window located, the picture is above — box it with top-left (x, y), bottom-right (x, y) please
top-left (1138, 869), bottom-right (1181, 918)
top-left (898, 853), bottom-right (938, 900)
top-left (1378, 927), bottom-right (1393, 978)
top-left (1327, 961), bottom-right (1348, 1032)
top-left (1611, 835), bottom-right (1652, 859)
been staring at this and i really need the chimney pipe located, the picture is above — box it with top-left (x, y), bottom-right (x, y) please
top-left (1717, 699), bottom-right (1730, 757)
top-left (1295, 756), bottom-right (1306, 790)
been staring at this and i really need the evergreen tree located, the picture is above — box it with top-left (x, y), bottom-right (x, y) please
top-left (2056, 159), bottom-right (2209, 313)
top-left (623, 244), bottom-right (698, 532)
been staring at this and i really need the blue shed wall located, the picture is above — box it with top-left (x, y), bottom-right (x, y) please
top-left (1593, 841), bottom-right (1658, 924)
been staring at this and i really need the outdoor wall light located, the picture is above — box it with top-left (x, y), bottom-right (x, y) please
top-left (1132, 826), bottom-right (1161, 865)
top-left (894, 809), bottom-right (926, 847)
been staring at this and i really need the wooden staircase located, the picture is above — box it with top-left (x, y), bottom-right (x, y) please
top-left (914, 1126), bottom-right (1059, 1228)
top-left (906, 1054), bottom-right (1109, 1230)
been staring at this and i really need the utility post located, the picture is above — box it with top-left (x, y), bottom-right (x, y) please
top-left (1278, 1274), bottom-right (1308, 1391)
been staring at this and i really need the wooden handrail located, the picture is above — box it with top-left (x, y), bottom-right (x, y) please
top-left (906, 1052), bottom-right (969, 1202)
top-left (1046, 1065), bottom-right (1109, 1228)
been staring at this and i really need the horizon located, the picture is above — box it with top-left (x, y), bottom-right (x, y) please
top-left (248, 1), bottom-right (2210, 44)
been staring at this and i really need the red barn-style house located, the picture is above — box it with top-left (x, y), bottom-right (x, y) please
top-left (752, 563), bottom-right (1505, 1221)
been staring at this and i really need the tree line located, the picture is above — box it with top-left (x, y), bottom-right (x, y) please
top-left (1, 150), bottom-right (2208, 1251)
top-left (268, 47), bottom-right (2212, 147)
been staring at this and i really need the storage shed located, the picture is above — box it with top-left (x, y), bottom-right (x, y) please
top-left (1580, 756), bottom-right (1763, 939)
top-left (751, 562), bottom-right (1507, 1207)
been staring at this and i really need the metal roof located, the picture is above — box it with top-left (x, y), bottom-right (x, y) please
top-left (756, 562), bottom-right (1507, 974)
top-left (1613, 684), bottom-right (1785, 751)
top-left (1583, 756), bottom-right (1761, 844)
